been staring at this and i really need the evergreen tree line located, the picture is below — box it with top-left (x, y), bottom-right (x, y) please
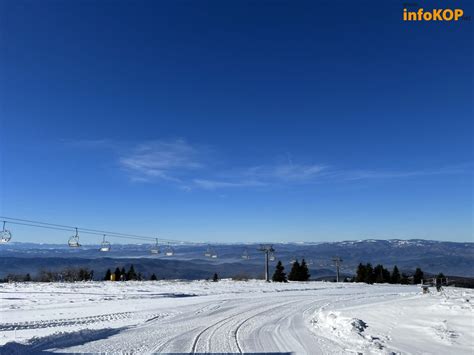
top-left (103, 265), bottom-right (150, 281)
top-left (1, 268), bottom-right (94, 282)
top-left (355, 263), bottom-right (425, 284)
top-left (272, 259), bottom-right (311, 283)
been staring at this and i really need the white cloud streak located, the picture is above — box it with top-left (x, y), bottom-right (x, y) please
top-left (79, 138), bottom-right (470, 190)
top-left (119, 139), bottom-right (203, 182)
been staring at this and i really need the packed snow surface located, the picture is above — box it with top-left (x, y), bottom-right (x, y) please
top-left (0, 280), bottom-right (472, 354)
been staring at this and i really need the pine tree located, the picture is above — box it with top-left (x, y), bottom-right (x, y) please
top-left (272, 261), bottom-right (287, 282)
top-left (435, 272), bottom-right (445, 290)
top-left (288, 260), bottom-right (301, 281)
top-left (213, 273), bottom-right (219, 282)
top-left (127, 265), bottom-right (137, 280)
top-left (382, 267), bottom-right (390, 283)
top-left (364, 263), bottom-right (375, 284)
top-left (114, 267), bottom-right (121, 281)
top-left (356, 263), bottom-right (366, 283)
top-left (299, 259), bottom-right (311, 281)
top-left (120, 267), bottom-right (127, 281)
top-left (24, 273), bottom-right (31, 282)
top-left (104, 269), bottom-right (112, 281)
top-left (150, 273), bottom-right (157, 281)
top-left (400, 273), bottom-right (409, 284)
top-left (413, 268), bottom-right (424, 284)
top-left (391, 266), bottom-right (401, 284)
top-left (374, 264), bottom-right (385, 283)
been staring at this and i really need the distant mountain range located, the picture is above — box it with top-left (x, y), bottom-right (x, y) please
top-left (1, 239), bottom-right (472, 279)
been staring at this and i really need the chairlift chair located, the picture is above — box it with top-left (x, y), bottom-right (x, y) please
top-left (150, 238), bottom-right (160, 254)
top-left (269, 253), bottom-right (276, 262)
top-left (99, 234), bottom-right (111, 252)
top-left (164, 243), bottom-right (174, 256)
top-left (0, 221), bottom-right (12, 244)
top-left (68, 228), bottom-right (81, 248)
top-left (241, 248), bottom-right (250, 260)
top-left (204, 245), bottom-right (213, 257)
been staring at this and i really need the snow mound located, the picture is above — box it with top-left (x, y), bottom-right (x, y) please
top-left (312, 310), bottom-right (368, 335)
top-left (312, 310), bottom-right (388, 354)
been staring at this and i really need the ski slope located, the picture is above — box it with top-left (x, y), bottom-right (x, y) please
top-left (1, 280), bottom-right (472, 354)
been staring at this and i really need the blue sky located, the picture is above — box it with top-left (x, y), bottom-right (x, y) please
top-left (1, 1), bottom-right (472, 243)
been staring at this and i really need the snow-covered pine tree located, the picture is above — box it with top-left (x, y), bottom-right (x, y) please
top-left (272, 261), bottom-right (287, 282)
top-left (150, 273), bottom-right (157, 281)
top-left (104, 269), bottom-right (112, 281)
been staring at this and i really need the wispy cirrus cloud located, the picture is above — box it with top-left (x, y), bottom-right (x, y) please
top-left (193, 179), bottom-right (266, 190)
top-left (242, 163), bottom-right (328, 182)
top-left (119, 139), bottom-right (205, 182)
top-left (70, 138), bottom-right (471, 190)
top-left (332, 165), bottom-right (470, 181)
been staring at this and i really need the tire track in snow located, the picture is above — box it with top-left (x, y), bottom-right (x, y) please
top-left (233, 299), bottom-right (298, 353)
top-left (189, 297), bottom-right (301, 353)
top-left (0, 312), bottom-right (134, 330)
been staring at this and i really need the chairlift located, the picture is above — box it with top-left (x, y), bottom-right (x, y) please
top-left (164, 243), bottom-right (174, 256)
top-left (99, 234), bottom-right (111, 252)
top-left (241, 248), bottom-right (250, 260)
top-left (0, 221), bottom-right (12, 244)
top-left (204, 245), bottom-right (218, 258)
top-left (204, 245), bottom-right (213, 257)
top-left (68, 228), bottom-right (81, 248)
top-left (150, 238), bottom-right (160, 254)
top-left (290, 257), bottom-right (297, 264)
top-left (269, 253), bottom-right (276, 262)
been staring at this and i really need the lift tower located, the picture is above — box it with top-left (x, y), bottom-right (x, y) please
top-left (258, 244), bottom-right (275, 282)
top-left (332, 256), bottom-right (343, 282)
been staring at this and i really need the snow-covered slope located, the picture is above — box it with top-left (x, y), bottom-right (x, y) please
top-left (1, 281), bottom-right (472, 354)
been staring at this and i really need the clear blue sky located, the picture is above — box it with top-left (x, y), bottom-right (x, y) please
top-left (1, 1), bottom-right (472, 243)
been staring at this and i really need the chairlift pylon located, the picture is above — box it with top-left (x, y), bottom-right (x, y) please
top-left (0, 221), bottom-right (12, 244)
top-left (150, 238), bottom-right (160, 254)
top-left (99, 234), bottom-right (111, 252)
top-left (68, 227), bottom-right (81, 248)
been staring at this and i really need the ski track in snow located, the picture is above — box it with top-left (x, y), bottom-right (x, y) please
top-left (0, 280), bottom-right (472, 354)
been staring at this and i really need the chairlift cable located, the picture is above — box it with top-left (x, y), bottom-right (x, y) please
top-left (0, 216), bottom-right (194, 245)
